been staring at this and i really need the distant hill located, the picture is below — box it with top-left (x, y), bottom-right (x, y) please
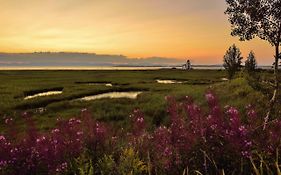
top-left (0, 52), bottom-right (184, 67)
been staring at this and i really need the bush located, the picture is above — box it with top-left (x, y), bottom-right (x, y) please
top-left (245, 51), bottom-right (257, 73)
top-left (223, 44), bottom-right (243, 79)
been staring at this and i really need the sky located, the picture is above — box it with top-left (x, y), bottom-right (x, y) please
top-left (0, 0), bottom-right (274, 65)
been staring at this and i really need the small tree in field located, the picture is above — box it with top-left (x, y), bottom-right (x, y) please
top-left (225, 0), bottom-right (281, 121)
top-left (245, 51), bottom-right (257, 72)
top-left (223, 44), bottom-right (243, 79)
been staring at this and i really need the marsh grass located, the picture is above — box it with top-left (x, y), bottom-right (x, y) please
top-left (0, 69), bottom-right (279, 132)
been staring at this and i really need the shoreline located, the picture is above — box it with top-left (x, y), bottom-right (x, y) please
top-left (0, 66), bottom-right (227, 71)
top-left (0, 66), bottom-right (273, 71)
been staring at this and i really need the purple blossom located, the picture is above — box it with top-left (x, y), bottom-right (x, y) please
top-left (0, 92), bottom-right (280, 174)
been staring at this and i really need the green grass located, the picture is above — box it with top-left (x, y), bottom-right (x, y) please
top-left (0, 69), bottom-right (278, 131)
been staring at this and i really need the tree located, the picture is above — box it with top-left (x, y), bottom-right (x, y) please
top-left (225, 0), bottom-right (281, 122)
top-left (245, 51), bottom-right (257, 72)
top-left (223, 44), bottom-right (243, 79)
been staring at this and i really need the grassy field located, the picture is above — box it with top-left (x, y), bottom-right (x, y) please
top-left (0, 69), bottom-right (278, 131)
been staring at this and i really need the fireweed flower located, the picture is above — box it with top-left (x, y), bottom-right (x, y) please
top-left (81, 108), bottom-right (88, 113)
top-left (0, 135), bottom-right (5, 141)
top-left (4, 118), bottom-right (13, 124)
top-left (56, 162), bottom-right (68, 173)
top-left (0, 92), bottom-right (280, 174)
top-left (130, 109), bottom-right (146, 137)
top-left (205, 92), bottom-right (216, 105)
top-left (224, 106), bottom-right (253, 158)
top-left (51, 128), bottom-right (60, 134)
top-left (76, 131), bottom-right (83, 135)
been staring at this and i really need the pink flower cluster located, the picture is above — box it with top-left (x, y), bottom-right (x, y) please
top-left (0, 109), bottom-right (109, 174)
top-left (1, 92), bottom-right (281, 174)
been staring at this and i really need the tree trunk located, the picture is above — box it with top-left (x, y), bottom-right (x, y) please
top-left (264, 44), bottom-right (279, 129)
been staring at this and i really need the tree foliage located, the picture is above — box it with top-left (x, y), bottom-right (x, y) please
top-left (245, 51), bottom-right (257, 72)
top-left (225, 0), bottom-right (281, 120)
top-left (223, 44), bottom-right (243, 79)
top-left (225, 0), bottom-right (281, 46)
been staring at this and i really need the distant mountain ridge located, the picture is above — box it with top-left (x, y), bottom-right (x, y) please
top-left (0, 52), bottom-right (185, 67)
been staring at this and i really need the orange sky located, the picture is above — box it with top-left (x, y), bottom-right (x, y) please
top-left (0, 0), bottom-right (274, 64)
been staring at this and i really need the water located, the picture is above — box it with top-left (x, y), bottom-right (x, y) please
top-left (87, 83), bottom-right (113, 87)
top-left (0, 65), bottom-right (274, 70)
top-left (78, 92), bottom-right (142, 101)
top-left (105, 83), bottom-right (113, 87)
top-left (156, 80), bottom-right (184, 84)
top-left (24, 91), bottom-right (63, 100)
top-left (0, 66), bottom-right (224, 70)
top-left (0, 66), bottom-right (170, 70)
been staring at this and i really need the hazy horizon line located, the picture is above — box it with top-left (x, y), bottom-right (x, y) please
top-left (0, 51), bottom-right (189, 60)
top-left (0, 51), bottom-right (275, 66)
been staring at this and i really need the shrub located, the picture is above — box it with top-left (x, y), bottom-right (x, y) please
top-left (245, 51), bottom-right (257, 73)
top-left (223, 44), bottom-right (243, 79)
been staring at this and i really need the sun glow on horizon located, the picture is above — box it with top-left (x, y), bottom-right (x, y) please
top-left (0, 0), bottom-right (274, 64)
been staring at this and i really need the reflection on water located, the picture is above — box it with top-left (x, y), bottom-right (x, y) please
top-left (24, 91), bottom-right (63, 100)
top-left (156, 80), bottom-right (184, 84)
top-left (88, 83), bottom-right (113, 87)
top-left (78, 92), bottom-right (142, 101)
top-left (105, 83), bottom-right (113, 87)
